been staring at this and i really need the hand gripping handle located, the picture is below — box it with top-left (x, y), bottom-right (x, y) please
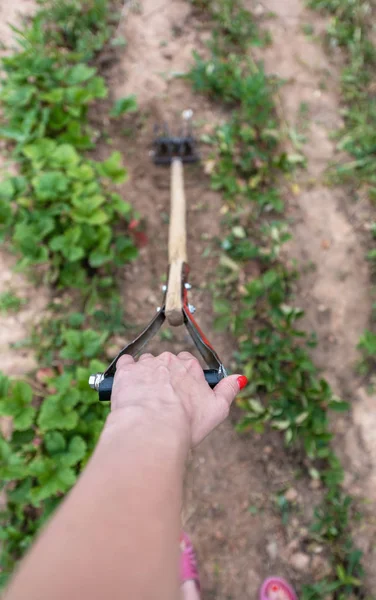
top-left (98, 369), bottom-right (223, 402)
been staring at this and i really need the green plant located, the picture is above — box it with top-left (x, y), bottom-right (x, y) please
top-left (37, 0), bottom-right (117, 60)
top-left (1, 146), bottom-right (137, 287)
top-left (357, 329), bottom-right (376, 374)
top-left (0, 317), bottom-right (109, 583)
top-left (0, 292), bottom-right (25, 313)
top-left (191, 0), bottom-right (270, 49)
top-left (309, 0), bottom-right (376, 187)
top-left (0, 0), bottom-right (138, 287)
top-left (110, 95), bottom-right (138, 117)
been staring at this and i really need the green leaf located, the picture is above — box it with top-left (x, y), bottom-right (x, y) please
top-left (329, 400), bottom-right (350, 412)
top-left (0, 198), bottom-right (12, 227)
top-left (248, 399), bottom-right (265, 415)
top-left (110, 36), bottom-right (127, 48)
top-left (44, 432), bottom-right (86, 467)
top-left (111, 194), bottom-right (132, 216)
top-left (0, 436), bottom-right (27, 481)
top-left (272, 419), bottom-right (291, 431)
top-left (44, 431), bottom-right (66, 455)
top-left (37, 375), bottom-right (81, 432)
top-left (32, 171), bottom-right (70, 202)
top-left (0, 372), bottom-right (10, 395)
top-left (64, 64), bottom-right (97, 85)
top-left (97, 152), bottom-right (128, 184)
top-left (0, 179), bottom-right (15, 200)
top-left (85, 76), bottom-right (107, 99)
top-left (0, 291), bottom-right (24, 313)
top-left (60, 329), bottom-right (107, 361)
top-left (62, 436), bottom-right (87, 467)
top-left (89, 248), bottom-right (113, 267)
top-left (50, 144), bottom-right (80, 169)
top-left (5, 85), bottom-right (35, 108)
top-left (22, 139), bottom-right (57, 168)
top-left (0, 381), bottom-right (35, 431)
top-left (28, 456), bottom-right (77, 505)
top-left (110, 95), bottom-right (138, 117)
top-left (49, 226), bottom-right (84, 262)
top-left (40, 88), bottom-right (65, 104)
top-left (213, 297), bottom-right (231, 314)
top-left (0, 126), bottom-right (27, 142)
top-left (7, 478), bottom-right (33, 504)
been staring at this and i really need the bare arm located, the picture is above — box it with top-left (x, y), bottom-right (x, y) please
top-left (4, 352), bottom-right (244, 600)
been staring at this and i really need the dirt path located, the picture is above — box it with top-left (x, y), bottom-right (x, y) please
top-left (248, 0), bottom-right (376, 588)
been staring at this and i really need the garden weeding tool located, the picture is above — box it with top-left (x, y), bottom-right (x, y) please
top-left (89, 115), bottom-right (227, 401)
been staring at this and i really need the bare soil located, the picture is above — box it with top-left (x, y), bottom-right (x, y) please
top-left (1, 0), bottom-right (376, 597)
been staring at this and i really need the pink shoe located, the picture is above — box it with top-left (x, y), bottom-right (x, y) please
top-left (180, 532), bottom-right (200, 591)
top-left (260, 577), bottom-right (298, 600)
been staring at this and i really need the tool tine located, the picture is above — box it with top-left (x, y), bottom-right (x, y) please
top-left (152, 117), bottom-right (200, 165)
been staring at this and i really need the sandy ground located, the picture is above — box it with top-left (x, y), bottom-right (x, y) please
top-left (1, 0), bottom-right (376, 596)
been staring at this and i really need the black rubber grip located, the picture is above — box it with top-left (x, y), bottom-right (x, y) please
top-left (98, 369), bottom-right (222, 402)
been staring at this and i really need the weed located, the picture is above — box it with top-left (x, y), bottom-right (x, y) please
top-left (110, 95), bottom-right (138, 118)
top-left (0, 292), bottom-right (25, 313)
top-left (190, 0), bottom-right (270, 50)
top-left (302, 23), bottom-right (314, 36)
top-left (309, 0), bottom-right (376, 187)
top-left (357, 329), bottom-right (376, 374)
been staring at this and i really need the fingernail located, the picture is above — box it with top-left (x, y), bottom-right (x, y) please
top-left (237, 375), bottom-right (248, 390)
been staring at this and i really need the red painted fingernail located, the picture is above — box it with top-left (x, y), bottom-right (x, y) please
top-left (237, 375), bottom-right (248, 390)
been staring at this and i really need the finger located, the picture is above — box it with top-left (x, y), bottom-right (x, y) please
top-left (192, 374), bottom-right (246, 447)
top-left (139, 353), bottom-right (155, 362)
top-left (185, 357), bottom-right (205, 381)
top-left (116, 354), bottom-right (135, 370)
top-left (214, 375), bottom-right (247, 409)
top-left (177, 351), bottom-right (196, 361)
top-left (157, 351), bottom-right (176, 365)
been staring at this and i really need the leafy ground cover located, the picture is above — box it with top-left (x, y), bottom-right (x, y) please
top-left (0, 0), bottom-right (140, 584)
top-left (308, 0), bottom-right (376, 373)
top-left (188, 1), bottom-right (365, 597)
top-left (0, 0), bottom-right (139, 289)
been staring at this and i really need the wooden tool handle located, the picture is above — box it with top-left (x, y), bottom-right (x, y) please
top-left (166, 159), bottom-right (187, 326)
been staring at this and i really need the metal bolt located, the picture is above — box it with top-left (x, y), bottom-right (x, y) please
top-left (188, 304), bottom-right (196, 314)
top-left (182, 109), bottom-right (193, 121)
top-left (89, 373), bottom-right (104, 391)
top-left (185, 283), bottom-right (192, 290)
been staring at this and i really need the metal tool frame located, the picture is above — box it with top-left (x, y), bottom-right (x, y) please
top-left (89, 265), bottom-right (227, 393)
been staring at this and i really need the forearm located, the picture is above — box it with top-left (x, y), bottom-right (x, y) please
top-left (5, 408), bottom-right (189, 600)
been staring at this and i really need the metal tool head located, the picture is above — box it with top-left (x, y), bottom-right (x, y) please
top-left (152, 115), bottom-right (200, 166)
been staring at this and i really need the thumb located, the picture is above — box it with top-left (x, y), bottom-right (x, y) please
top-left (214, 374), bottom-right (248, 409)
top-left (192, 374), bottom-right (249, 446)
